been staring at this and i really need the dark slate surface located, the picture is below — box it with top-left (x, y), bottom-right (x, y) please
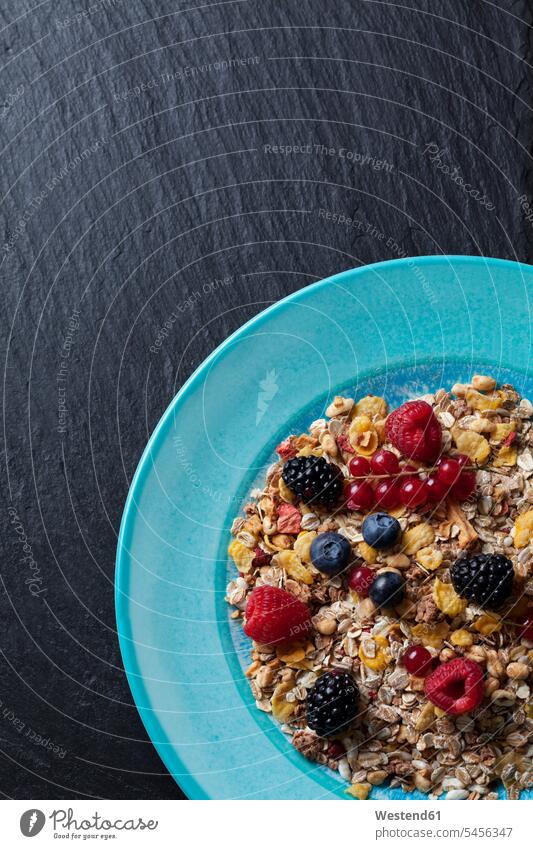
top-left (1, 0), bottom-right (532, 799)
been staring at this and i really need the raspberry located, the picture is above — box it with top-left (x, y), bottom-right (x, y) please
top-left (244, 585), bottom-right (311, 644)
top-left (450, 553), bottom-right (514, 609)
top-left (306, 669), bottom-right (359, 737)
top-left (386, 400), bottom-right (442, 463)
top-left (425, 658), bottom-right (484, 715)
top-left (282, 455), bottom-right (343, 507)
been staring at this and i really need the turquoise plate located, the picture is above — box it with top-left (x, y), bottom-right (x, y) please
top-left (116, 256), bottom-right (533, 800)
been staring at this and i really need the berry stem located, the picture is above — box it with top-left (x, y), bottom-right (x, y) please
top-left (346, 463), bottom-right (479, 481)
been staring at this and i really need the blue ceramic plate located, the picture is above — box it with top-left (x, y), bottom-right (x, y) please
top-left (116, 256), bottom-right (533, 800)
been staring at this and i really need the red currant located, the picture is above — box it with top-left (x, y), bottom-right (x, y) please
top-left (402, 645), bottom-right (434, 676)
top-left (344, 480), bottom-right (374, 512)
top-left (399, 477), bottom-right (427, 508)
top-left (455, 453), bottom-right (469, 468)
top-left (451, 470), bottom-right (476, 501)
top-left (327, 740), bottom-right (346, 760)
top-left (370, 449), bottom-right (400, 476)
top-left (375, 478), bottom-right (401, 509)
top-left (348, 565), bottom-right (375, 597)
top-left (348, 456), bottom-right (371, 477)
top-left (517, 612), bottom-right (533, 641)
top-left (425, 474), bottom-right (450, 503)
top-left (436, 457), bottom-right (462, 486)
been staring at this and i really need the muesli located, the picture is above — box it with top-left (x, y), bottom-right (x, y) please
top-left (226, 376), bottom-right (533, 799)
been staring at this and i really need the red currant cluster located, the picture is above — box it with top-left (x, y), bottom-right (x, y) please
top-left (343, 450), bottom-right (476, 512)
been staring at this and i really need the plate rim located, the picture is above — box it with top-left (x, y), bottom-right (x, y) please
top-left (115, 254), bottom-right (533, 800)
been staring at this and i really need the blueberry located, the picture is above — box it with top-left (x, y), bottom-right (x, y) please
top-left (369, 571), bottom-right (405, 608)
top-left (310, 531), bottom-right (351, 574)
top-left (362, 512), bottom-right (401, 550)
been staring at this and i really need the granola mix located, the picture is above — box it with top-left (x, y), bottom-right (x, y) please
top-left (225, 376), bottom-right (533, 799)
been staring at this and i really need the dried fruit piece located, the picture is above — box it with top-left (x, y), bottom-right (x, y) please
top-left (416, 546), bottom-right (443, 571)
top-left (276, 437), bottom-right (297, 460)
top-left (336, 433), bottom-right (355, 454)
top-left (451, 427), bottom-right (490, 464)
top-left (271, 550), bottom-right (314, 585)
top-left (513, 510), bottom-right (533, 548)
top-left (402, 522), bottom-right (435, 555)
top-left (293, 530), bottom-right (317, 563)
top-left (359, 635), bottom-right (390, 670)
top-left (433, 578), bottom-right (468, 617)
top-left (276, 502), bottom-right (302, 534)
top-left (228, 539), bottom-right (256, 573)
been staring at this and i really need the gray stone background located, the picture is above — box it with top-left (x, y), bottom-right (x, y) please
top-left (1, 0), bottom-right (532, 799)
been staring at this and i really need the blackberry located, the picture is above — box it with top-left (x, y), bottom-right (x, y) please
top-left (450, 553), bottom-right (514, 609)
top-left (281, 455), bottom-right (343, 507)
top-left (306, 670), bottom-right (359, 737)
